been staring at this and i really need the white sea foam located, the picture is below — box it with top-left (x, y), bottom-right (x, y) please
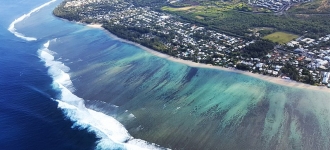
top-left (44, 40), bottom-right (50, 48)
top-left (128, 113), bottom-right (136, 119)
top-left (8, 0), bottom-right (57, 41)
top-left (38, 40), bottom-right (167, 150)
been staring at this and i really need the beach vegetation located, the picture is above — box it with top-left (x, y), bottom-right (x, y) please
top-left (281, 63), bottom-right (300, 81)
top-left (236, 63), bottom-right (250, 71)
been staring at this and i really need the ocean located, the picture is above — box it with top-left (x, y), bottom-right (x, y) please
top-left (2, 0), bottom-right (330, 150)
top-left (0, 0), bottom-right (163, 149)
top-left (0, 1), bottom-right (98, 149)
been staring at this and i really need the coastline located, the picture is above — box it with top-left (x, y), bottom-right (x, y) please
top-left (82, 23), bottom-right (330, 93)
top-left (86, 23), bottom-right (103, 29)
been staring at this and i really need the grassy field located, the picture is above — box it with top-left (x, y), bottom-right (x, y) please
top-left (162, 3), bottom-right (250, 14)
top-left (161, 6), bottom-right (196, 11)
top-left (161, 2), bottom-right (253, 23)
top-left (195, 15), bottom-right (205, 20)
top-left (162, 5), bottom-right (237, 20)
top-left (263, 32), bottom-right (299, 44)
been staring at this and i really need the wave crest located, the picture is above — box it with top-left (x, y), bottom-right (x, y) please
top-left (8, 0), bottom-right (57, 41)
top-left (38, 40), bottom-right (167, 150)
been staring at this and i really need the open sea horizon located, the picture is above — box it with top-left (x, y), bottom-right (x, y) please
top-left (2, 0), bottom-right (330, 149)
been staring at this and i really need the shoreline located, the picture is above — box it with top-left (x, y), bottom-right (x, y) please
top-left (82, 23), bottom-right (330, 93)
top-left (86, 23), bottom-right (103, 29)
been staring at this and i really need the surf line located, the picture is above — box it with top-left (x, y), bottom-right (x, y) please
top-left (38, 40), bottom-right (168, 150)
top-left (8, 0), bottom-right (57, 41)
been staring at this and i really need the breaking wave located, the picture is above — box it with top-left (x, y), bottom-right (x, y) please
top-left (38, 40), bottom-right (167, 150)
top-left (8, 0), bottom-right (56, 41)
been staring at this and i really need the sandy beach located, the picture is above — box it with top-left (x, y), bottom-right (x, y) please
top-left (86, 23), bottom-right (103, 29)
top-left (85, 23), bottom-right (330, 93)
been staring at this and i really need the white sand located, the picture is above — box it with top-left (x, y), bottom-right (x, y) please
top-left (85, 24), bottom-right (330, 93)
top-left (86, 23), bottom-right (103, 29)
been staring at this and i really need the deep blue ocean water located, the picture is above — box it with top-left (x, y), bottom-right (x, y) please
top-left (0, 1), bottom-right (99, 149)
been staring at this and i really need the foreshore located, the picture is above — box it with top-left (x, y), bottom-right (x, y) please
top-left (84, 23), bottom-right (330, 93)
top-left (86, 23), bottom-right (103, 29)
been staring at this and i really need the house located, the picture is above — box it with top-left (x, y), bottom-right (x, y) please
top-left (275, 65), bottom-right (282, 71)
top-left (256, 63), bottom-right (264, 68)
top-left (294, 48), bottom-right (305, 53)
top-left (267, 70), bottom-right (273, 74)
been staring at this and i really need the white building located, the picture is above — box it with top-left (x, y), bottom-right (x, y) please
top-left (322, 72), bottom-right (330, 84)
